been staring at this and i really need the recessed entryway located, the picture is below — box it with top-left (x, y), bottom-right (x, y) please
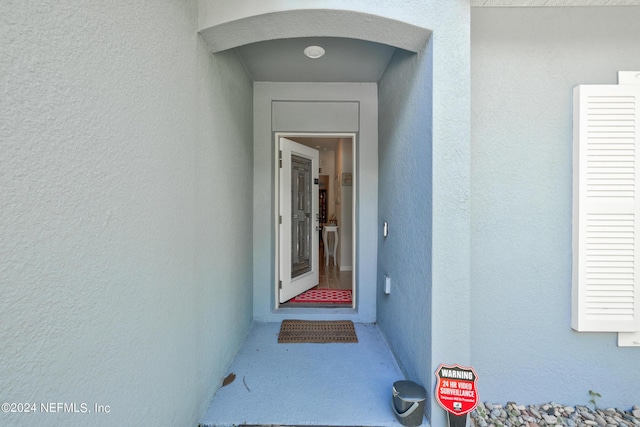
top-left (252, 84), bottom-right (378, 323)
top-left (275, 132), bottom-right (356, 310)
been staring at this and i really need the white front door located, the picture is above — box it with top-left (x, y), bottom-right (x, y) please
top-left (278, 137), bottom-right (320, 303)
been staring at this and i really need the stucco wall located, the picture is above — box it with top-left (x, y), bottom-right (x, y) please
top-left (252, 83), bottom-right (378, 322)
top-left (377, 2), bottom-right (471, 424)
top-left (378, 47), bottom-right (434, 409)
top-left (471, 6), bottom-right (640, 407)
top-left (1, 2), bottom-right (253, 426)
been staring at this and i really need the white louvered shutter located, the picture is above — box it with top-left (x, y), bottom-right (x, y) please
top-left (572, 82), bottom-right (640, 333)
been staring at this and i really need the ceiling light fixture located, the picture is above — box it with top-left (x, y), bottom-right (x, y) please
top-left (304, 45), bottom-right (325, 59)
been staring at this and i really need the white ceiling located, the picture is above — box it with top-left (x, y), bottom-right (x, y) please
top-left (288, 136), bottom-right (342, 152)
top-left (235, 37), bottom-right (397, 83)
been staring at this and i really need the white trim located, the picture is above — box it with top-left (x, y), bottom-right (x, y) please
top-left (618, 332), bottom-right (640, 347)
top-left (472, 0), bottom-right (640, 6)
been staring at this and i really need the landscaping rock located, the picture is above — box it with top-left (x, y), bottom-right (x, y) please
top-left (472, 402), bottom-right (640, 427)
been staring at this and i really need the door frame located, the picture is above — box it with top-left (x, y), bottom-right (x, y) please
top-left (274, 132), bottom-right (358, 310)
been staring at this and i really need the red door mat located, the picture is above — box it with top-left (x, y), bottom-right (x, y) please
top-left (289, 289), bottom-right (352, 305)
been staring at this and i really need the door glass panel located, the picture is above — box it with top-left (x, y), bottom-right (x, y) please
top-left (291, 154), bottom-right (312, 278)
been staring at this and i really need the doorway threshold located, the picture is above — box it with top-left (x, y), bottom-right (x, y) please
top-left (200, 322), bottom-right (420, 427)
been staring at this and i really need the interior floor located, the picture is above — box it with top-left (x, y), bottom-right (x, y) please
top-left (279, 237), bottom-right (353, 308)
top-left (316, 237), bottom-right (352, 291)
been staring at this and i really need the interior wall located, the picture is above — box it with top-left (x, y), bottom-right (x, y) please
top-left (253, 83), bottom-right (377, 322)
top-left (335, 142), bottom-right (344, 263)
top-left (339, 139), bottom-right (354, 270)
top-left (471, 6), bottom-right (640, 407)
top-left (1, 1), bottom-right (254, 425)
top-left (320, 151), bottom-right (336, 219)
top-left (336, 141), bottom-right (344, 230)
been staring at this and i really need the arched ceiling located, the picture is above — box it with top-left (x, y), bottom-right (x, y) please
top-left (235, 37), bottom-right (397, 83)
top-left (199, 9), bottom-right (430, 54)
top-left (199, 9), bottom-right (431, 83)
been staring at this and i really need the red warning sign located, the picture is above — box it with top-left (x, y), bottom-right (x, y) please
top-left (435, 364), bottom-right (479, 416)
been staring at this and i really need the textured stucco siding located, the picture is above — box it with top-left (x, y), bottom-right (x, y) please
top-left (471, 6), bottom-right (640, 408)
top-left (378, 47), bottom-right (434, 412)
top-left (377, 1), bottom-right (471, 424)
top-left (1, 1), bottom-right (253, 425)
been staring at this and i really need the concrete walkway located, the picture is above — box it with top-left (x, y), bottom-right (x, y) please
top-left (200, 322), bottom-right (419, 427)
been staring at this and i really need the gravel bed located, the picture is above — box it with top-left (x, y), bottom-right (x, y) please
top-left (471, 402), bottom-right (640, 427)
